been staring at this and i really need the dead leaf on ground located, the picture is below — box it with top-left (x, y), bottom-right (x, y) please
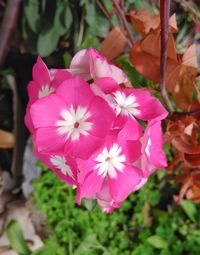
top-left (0, 130), bottom-right (15, 149)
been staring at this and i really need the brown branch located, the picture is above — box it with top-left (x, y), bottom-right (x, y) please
top-left (111, 0), bottom-right (135, 46)
top-left (0, 0), bottom-right (22, 67)
top-left (160, 0), bottom-right (174, 112)
top-left (96, 0), bottom-right (112, 20)
top-left (172, 108), bottom-right (200, 118)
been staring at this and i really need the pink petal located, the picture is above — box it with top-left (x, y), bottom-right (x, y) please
top-left (125, 88), bottom-right (168, 121)
top-left (24, 108), bottom-right (34, 133)
top-left (64, 133), bottom-right (104, 159)
top-left (34, 150), bottom-right (77, 186)
top-left (124, 140), bottom-right (142, 163)
top-left (32, 57), bottom-right (50, 85)
top-left (109, 165), bottom-right (142, 202)
top-left (79, 170), bottom-right (104, 199)
top-left (145, 121), bottom-right (167, 168)
top-left (34, 127), bottom-right (65, 153)
top-left (51, 70), bottom-right (73, 88)
top-left (69, 49), bottom-right (91, 80)
top-left (92, 77), bottom-right (119, 94)
top-left (87, 96), bottom-right (116, 138)
top-left (118, 117), bottom-right (143, 141)
top-left (27, 81), bottom-right (41, 105)
top-left (56, 76), bottom-right (95, 108)
top-left (30, 94), bottom-right (66, 129)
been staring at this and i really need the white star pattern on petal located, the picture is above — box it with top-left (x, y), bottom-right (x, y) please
top-left (50, 155), bottom-right (74, 178)
top-left (56, 105), bottom-right (92, 141)
top-left (94, 144), bottom-right (126, 179)
top-left (145, 137), bottom-right (151, 157)
top-left (113, 91), bottom-right (141, 116)
top-left (38, 85), bottom-right (55, 98)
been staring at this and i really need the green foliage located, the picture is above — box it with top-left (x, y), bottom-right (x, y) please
top-left (6, 220), bottom-right (58, 255)
top-left (22, 0), bottom-right (111, 56)
top-left (33, 165), bottom-right (200, 255)
top-left (6, 220), bottom-right (31, 255)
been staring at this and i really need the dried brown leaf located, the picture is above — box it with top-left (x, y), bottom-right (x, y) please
top-left (100, 26), bottom-right (127, 60)
top-left (0, 130), bottom-right (15, 148)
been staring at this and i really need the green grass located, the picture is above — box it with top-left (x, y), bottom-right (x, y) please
top-left (33, 164), bottom-right (200, 255)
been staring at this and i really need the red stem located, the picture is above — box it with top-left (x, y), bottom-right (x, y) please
top-left (160, 0), bottom-right (174, 112)
top-left (111, 0), bottom-right (135, 45)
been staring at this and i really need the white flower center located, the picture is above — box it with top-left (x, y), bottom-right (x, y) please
top-left (38, 84), bottom-right (55, 98)
top-left (113, 91), bottom-right (140, 116)
top-left (94, 144), bottom-right (126, 179)
top-left (50, 155), bottom-right (74, 178)
top-left (56, 105), bottom-right (92, 141)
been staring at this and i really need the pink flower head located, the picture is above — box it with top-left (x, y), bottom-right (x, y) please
top-left (69, 48), bottom-right (128, 84)
top-left (30, 77), bottom-right (115, 159)
top-left (34, 150), bottom-right (78, 186)
top-left (77, 131), bottom-right (143, 203)
top-left (25, 49), bottom-right (168, 213)
top-left (25, 57), bottom-right (72, 133)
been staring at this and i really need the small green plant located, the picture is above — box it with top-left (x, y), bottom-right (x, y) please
top-left (32, 163), bottom-right (200, 255)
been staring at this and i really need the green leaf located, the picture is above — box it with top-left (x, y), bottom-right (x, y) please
top-left (147, 235), bottom-right (168, 249)
top-left (6, 220), bottom-right (31, 255)
top-left (64, 6), bottom-right (73, 31)
top-left (32, 244), bottom-right (58, 255)
top-left (54, 4), bottom-right (72, 36)
top-left (88, 16), bottom-right (109, 37)
top-left (74, 234), bottom-right (102, 255)
top-left (37, 27), bottom-right (59, 57)
top-left (101, 0), bottom-right (112, 12)
top-left (54, 4), bottom-right (66, 36)
top-left (24, 0), bottom-right (40, 33)
top-left (63, 52), bottom-right (72, 68)
top-left (181, 200), bottom-right (197, 222)
top-left (85, 3), bottom-right (95, 26)
top-left (80, 34), bottom-right (99, 49)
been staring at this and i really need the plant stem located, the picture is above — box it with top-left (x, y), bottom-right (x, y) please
top-left (160, 0), bottom-right (174, 112)
top-left (111, 0), bottom-right (135, 45)
top-left (0, 0), bottom-right (22, 67)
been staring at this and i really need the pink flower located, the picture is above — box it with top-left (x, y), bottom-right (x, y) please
top-left (25, 57), bottom-right (72, 133)
top-left (77, 131), bottom-right (143, 203)
top-left (34, 150), bottom-right (78, 186)
top-left (25, 49), bottom-right (169, 213)
top-left (30, 77), bottom-right (115, 159)
top-left (69, 48), bottom-right (128, 84)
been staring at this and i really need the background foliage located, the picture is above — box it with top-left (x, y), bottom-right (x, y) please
top-left (0, 0), bottom-right (200, 254)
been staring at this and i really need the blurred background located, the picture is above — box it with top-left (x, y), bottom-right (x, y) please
top-left (0, 0), bottom-right (200, 254)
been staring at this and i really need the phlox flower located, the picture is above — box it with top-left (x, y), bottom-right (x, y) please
top-left (25, 48), bottom-right (168, 213)
top-left (77, 131), bottom-right (143, 204)
top-left (30, 77), bottom-right (115, 159)
top-left (91, 79), bottom-right (168, 126)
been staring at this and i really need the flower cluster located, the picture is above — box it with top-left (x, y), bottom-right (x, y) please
top-left (25, 48), bottom-right (168, 213)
